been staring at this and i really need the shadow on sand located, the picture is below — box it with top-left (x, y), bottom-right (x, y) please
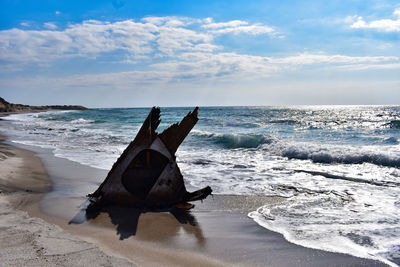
top-left (68, 201), bottom-right (205, 243)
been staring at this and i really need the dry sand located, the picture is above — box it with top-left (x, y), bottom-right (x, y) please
top-left (0, 133), bottom-right (388, 266)
top-left (0, 136), bottom-right (135, 266)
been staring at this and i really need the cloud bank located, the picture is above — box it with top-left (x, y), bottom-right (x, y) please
top-left (0, 16), bottom-right (399, 86)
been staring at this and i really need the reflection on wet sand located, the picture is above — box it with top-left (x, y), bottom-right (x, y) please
top-left (69, 202), bottom-right (205, 244)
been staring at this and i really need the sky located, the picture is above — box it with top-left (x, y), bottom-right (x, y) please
top-left (0, 0), bottom-right (399, 107)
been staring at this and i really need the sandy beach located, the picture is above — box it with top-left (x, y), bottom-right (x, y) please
top-left (0, 129), bottom-right (388, 266)
top-left (0, 134), bottom-right (134, 266)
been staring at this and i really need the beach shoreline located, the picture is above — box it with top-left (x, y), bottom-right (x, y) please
top-left (0, 128), bottom-right (389, 266)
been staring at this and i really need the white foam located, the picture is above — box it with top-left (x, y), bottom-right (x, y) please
top-left (261, 140), bottom-right (400, 168)
top-left (70, 118), bottom-right (95, 124)
top-left (248, 210), bottom-right (397, 266)
top-left (248, 184), bottom-right (400, 266)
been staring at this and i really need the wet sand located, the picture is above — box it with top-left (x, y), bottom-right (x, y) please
top-left (0, 133), bottom-right (388, 266)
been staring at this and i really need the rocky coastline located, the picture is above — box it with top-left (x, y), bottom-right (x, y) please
top-left (0, 97), bottom-right (88, 115)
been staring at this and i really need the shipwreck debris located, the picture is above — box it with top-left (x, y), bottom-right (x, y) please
top-left (87, 107), bottom-right (212, 209)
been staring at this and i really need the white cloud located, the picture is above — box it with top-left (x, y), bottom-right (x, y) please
top-left (141, 16), bottom-right (192, 27)
top-left (202, 19), bottom-right (248, 29)
top-left (149, 52), bottom-right (399, 83)
top-left (44, 22), bottom-right (57, 30)
top-left (267, 53), bottom-right (398, 65)
top-left (55, 11), bottom-right (61, 15)
top-left (151, 52), bottom-right (278, 80)
top-left (343, 15), bottom-right (359, 24)
top-left (20, 22), bottom-right (30, 27)
top-left (336, 63), bottom-right (400, 71)
top-left (154, 23), bottom-right (215, 55)
top-left (350, 8), bottom-right (400, 32)
top-left (0, 17), bottom-right (222, 67)
top-left (0, 20), bottom-right (158, 66)
top-left (202, 18), bottom-right (277, 35)
top-left (211, 24), bottom-right (276, 35)
top-left (395, 8), bottom-right (400, 17)
top-left (65, 20), bottom-right (158, 55)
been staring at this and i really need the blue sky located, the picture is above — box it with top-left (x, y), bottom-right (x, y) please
top-left (0, 0), bottom-right (399, 107)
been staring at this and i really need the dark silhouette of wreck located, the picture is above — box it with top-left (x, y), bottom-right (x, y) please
top-left (87, 107), bottom-right (212, 210)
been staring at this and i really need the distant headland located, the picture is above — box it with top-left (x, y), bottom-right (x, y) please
top-left (0, 97), bottom-right (88, 114)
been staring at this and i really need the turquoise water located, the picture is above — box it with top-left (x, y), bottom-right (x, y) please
top-left (2, 106), bottom-right (400, 265)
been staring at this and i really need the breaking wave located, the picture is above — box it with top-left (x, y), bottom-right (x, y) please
top-left (262, 141), bottom-right (400, 168)
top-left (191, 130), bottom-right (273, 148)
top-left (70, 118), bottom-right (95, 124)
top-left (191, 130), bottom-right (400, 168)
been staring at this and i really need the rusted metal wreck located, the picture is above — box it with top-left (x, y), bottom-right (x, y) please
top-left (88, 107), bottom-right (212, 209)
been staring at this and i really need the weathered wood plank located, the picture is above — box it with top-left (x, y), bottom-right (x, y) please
top-left (159, 107), bottom-right (198, 155)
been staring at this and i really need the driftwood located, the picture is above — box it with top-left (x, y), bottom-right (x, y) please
top-left (87, 107), bottom-right (212, 209)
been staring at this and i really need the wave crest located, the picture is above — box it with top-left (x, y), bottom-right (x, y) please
top-left (191, 130), bottom-right (272, 149)
top-left (262, 141), bottom-right (400, 168)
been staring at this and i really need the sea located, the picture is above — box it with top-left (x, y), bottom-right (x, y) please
top-left (1, 106), bottom-right (400, 266)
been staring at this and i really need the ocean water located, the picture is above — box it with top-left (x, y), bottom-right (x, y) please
top-left (1, 106), bottom-right (400, 266)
